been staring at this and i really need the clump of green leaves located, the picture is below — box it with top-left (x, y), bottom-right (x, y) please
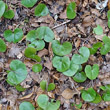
top-left (32, 64), bottom-right (42, 73)
top-left (4, 28), bottom-right (23, 43)
top-left (35, 3), bottom-right (49, 17)
top-left (37, 94), bottom-right (60, 110)
top-left (19, 101), bottom-right (35, 110)
top-left (67, 2), bottom-right (76, 19)
top-left (0, 1), bottom-right (14, 19)
top-left (21, 0), bottom-right (38, 8)
top-left (0, 38), bottom-right (6, 52)
top-left (85, 64), bottom-right (99, 80)
top-left (52, 40), bottom-right (72, 56)
top-left (7, 60), bottom-right (28, 85)
top-left (40, 80), bottom-right (56, 92)
top-left (107, 10), bottom-right (110, 28)
top-left (24, 47), bottom-right (41, 62)
top-left (93, 25), bottom-right (103, 35)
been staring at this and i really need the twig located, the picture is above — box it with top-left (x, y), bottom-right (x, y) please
top-left (52, 20), bottom-right (71, 29)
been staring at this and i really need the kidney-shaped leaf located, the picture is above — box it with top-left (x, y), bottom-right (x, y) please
top-left (52, 40), bottom-right (72, 56)
top-left (19, 101), bottom-right (35, 110)
top-left (67, 2), bottom-right (76, 19)
top-left (0, 1), bottom-right (5, 18)
top-left (81, 88), bottom-right (96, 102)
top-left (35, 3), bottom-right (49, 17)
top-left (36, 26), bottom-right (54, 42)
top-left (7, 60), bottom-right (28, 85)
top-left (4, 28), bottom-right (23, 43)
top-left (52, 56), bottom-right (70, 72)
top-left (0, 38), bottom-right (6, 52)
top-left (102, 91), bottom-right (110, 101)
top-left (63, 61), bottom-right (79, 76)
top-left (47, 83), bottom-right (55, 92)
top-left (32, 64), bottom-right (42, 73)
top-left (21, 0), bottom-right (38, 8)
top-left (72, 72), bottom-right (87, 83)
top-left (3, 10), bottom-right (14, 19)
top-left (93, 25), bottom-right (103, 35)
top-left (72, 47), bottom-right (90, 64)
top-left (85, 64), bottom-right (99, 80)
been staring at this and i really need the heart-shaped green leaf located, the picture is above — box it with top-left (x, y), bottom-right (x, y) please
top-left (40, 80), bottom-right (47, 91)
top-left (72, 72), bottom-right (87, 83)
top-left (36, 26), bottom-right (54, 42)
top-left (93, 25), bottom-right (103, 35)
top-left (35, 3), bottom-right (49, 17)
top-left (24, 47), bottom-right (41, 62)
top-left (32, 64), bottom-right (42, 73)
top-left (67, 2), bottom-right (76, 19)
top-left (0, 1), bottom-right (5, 18)
top-left (89, 42), bottom-right (102, 55)
top-left (52, 56), bottom-right (70, 72)
top-left (47, 83), bottom-right (55, 92)
top-left (91, 93), bottom-right (102, 104)
top-left (7, 60), bottom-right (28, 85)
top-left (0, 38), bottom-right (6, 52)
top-left (72, 47), bottom-right (90, 64)
top-left (3, 10), bottom-right (14, 19)
top-left (19, 102), bottom-right (35, 110)
top-left (21, 0), bottom-right (38, 8)
top-left (102, 91), bottom-right (110, 101)
top-left (52, 40), bottom-right (72, 56)
top-left (28, 40), bottom-right (45, 51)
top-left (100, 36), bottom-right (110, 55)
top-left (4, 28), bottom-right (23, 43)
top-left (81, 88), bottom-right (96, 102)
top-left (107, 10), bottom-right (110, 28)
top-left (85, 64), bottom-right (99, 80)
top-left (63, 61), bottom-right (79, 76)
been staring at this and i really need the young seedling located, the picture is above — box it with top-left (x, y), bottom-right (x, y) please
top-left (107, 10), bottom-right (110, 28)
top-left (4, 28), bottom-right (23, 43)
top-left (52, 56), bottom-right (70, 72)
top-left (66, 2), bottom-right (76, 19)
top-left (47, 83), bottom-right (56, 92)
top-left (52, 40), bottom-right (72, 56)
top-left (7, 60), bottom-right (28, 85)
top-left (37, 94), bottom-right (60, 110)
top-left (85, 64), bottom-right (99, 80)
top-left (19, 101), bottom-right (35, 110)
top-left (93, 25), bottom-right (103, 35)
top-left (35, 3), bottom-right (49, 17)
top-left (40, 80), bottom-right (47, 91)
top-left (72, 47), bottom-right (90, 64)
top-left (24, 47), bottom-right (41, 62)
top-left (32, 64), bottom-right (42, 73)
top-left (0, 38), bottom-right (6, 52)
top-left (21, 0), bottom-right (38, 8)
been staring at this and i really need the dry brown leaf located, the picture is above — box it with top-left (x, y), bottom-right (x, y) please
top-left (18, 93), bottom-right (33, 100)
top-left (38, 48), bottom-right (48, 57)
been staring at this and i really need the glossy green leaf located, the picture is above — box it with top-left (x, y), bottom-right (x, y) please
top-left (100, 85), bottom-right (110, 91)
top-left (0, 1), bottom-right (5, 18)
top-left (7, 60), bottom-right (28, 85)
top-left (63, 61), bottom-right (79, 76)
top-left (3, 10), bottom-right (14, 19)
top-left (52, 40), bottom-right (72, 56)
top-left (35, 3), bottom-right (49, 17)
top-left (0, 38), bottom-right (6, 52)
top-left (28, 40), bottom-right (45, 51)
top-left (15, 84), bottom-right (26, 92)
top-left (91, 93), bottom-right (102, 104)
top-left (4, 28), bottom-right (23, 43)
top-left (85, 64), bottom-right (99, 80)
top-left (32, 64), bottom-right (42, 73)
top-left (37, 94), bottom-right (49, 109)
top-left (100, 36), bottom-right (110, 55)
top-left (81, 88), bottom-right (96, 102)
top-left (107, 10), bottom-right (110, 28)
top-left (21, 0), bottom-right (38, 8)
top-left (24, 47), bottom-right (41, 62)
top-left (72, 47), bottom-right (90, 64)
top-left (36, 26), bottom-right (54, 42)
top-left (93, 25), bottom-right (103, 35)
top-left (89, 42), bottom-right (103, 55)
top-left (47, 83), bottom-right (55, 92)
top-left (102, 91), bottom-right (110, 101)
top-left (66, 2), bottom-right (76, 19)
top-left (72, 72), bottom-right (87, 83)
top-left (52, 56), bottom-right (70, 72)
top-left (40, 80), bottom-right (47, 91)
top-left (19, 102), bottom-right (35, 110)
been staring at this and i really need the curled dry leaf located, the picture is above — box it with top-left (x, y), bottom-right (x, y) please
top-left (18, 93), bottom-right (33, 100)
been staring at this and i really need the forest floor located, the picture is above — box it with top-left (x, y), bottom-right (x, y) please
top-left (0, 0), bottom-right (110, 110)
